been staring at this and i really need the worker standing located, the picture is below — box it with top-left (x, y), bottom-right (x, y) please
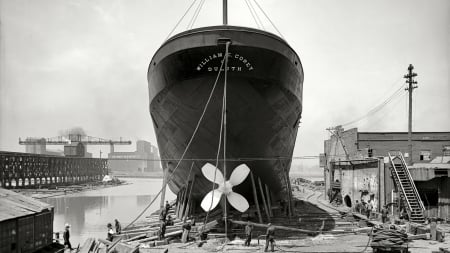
top-left (159, 209), bottom-right (167, 222)
top-left (115, 219), bottom-right (122, 234)
top-left (181, 221), bottom-right (192, 243)
top-left (354, 200), bottom-right (360, 213)
top-left (165, 201), bottom-right (171, 213)
top-left (367, 200), bottom-right (373, 219)
top-left (244, 221), bottom-right (253, 246)
top-left (381, 205), bottom-right (389, 223)
top-left (264, 223), bottom-right (275, 252)
top-left (159, 221), bottom-right (167, 240)
top-left (63, 224), bottom-right (72, 250)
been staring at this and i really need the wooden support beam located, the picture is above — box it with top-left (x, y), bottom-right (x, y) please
top-left (175, 191), bottom-right (180, 217)
top-left (183, 175), bottom-right (196, 222)
top-left (265, 184), bottom-right (273, 217)
top-left (258, 177), bottom-right (270, 222)
top-left (180, 181), bottom-right (190, 219)
top-left (250, 172), bottom-right (263, 223)
top-left (176, 187), bottom-right (186, 219)
top-left (283, 170), bottom-right (293, 218)
top-left (160, 167), bottom-right (168, 210)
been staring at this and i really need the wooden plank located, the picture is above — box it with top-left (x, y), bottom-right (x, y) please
top-left (407, 233), bottom-right (428, 240)
top-left (115, 243), bottom-right (139, 253)
top-left (136, 230), bottom-right (183, 243)
top-left (250, 172), bottom-right (263, 223)
top-left (78, 237), bottom-right (96, 253)
top-left (229, 219), bottom-right (371, 235)
top-left (229, 219), bottom-right (315, 234)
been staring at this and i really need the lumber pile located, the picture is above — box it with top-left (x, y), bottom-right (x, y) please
top-left (370, 229), bottom-right (408, 250)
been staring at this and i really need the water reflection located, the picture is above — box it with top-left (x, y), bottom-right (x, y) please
top-left (42, 178), bottom-right (174, 246)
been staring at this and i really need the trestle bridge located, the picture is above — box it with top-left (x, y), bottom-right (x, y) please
top-left (0, 151), bottom-right (108, 189)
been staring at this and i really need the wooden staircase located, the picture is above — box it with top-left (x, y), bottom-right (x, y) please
top-left (388, 152), bottom-right (425, 223)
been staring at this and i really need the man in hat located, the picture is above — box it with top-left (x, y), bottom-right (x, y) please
top-left (381, 205), bottom-right (389, 223)
top-left (264, 223), bottom-right (275, 252)
top-left (63, 223), bottom-right (72, 250)
top-left (181, 221), bottom-right (192, 243)
top-left (107, 223), bottom-right (115, 241)
top-left (165, 201), bottom-right (171, 213)
top-left (115, 219), bottom-right (122, 234)
top-left (159, 220), bottom-right (167, 240)
top-left (244, 220), bottom-right (253, 246)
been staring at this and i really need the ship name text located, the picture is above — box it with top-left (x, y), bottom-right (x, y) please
top-left (196, 52), bottom-right (254, 72)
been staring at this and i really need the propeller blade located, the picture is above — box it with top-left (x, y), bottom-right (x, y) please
top-left (227, 192), bottom-right (249, 212)
top-left (229, 164), bottom-right (250, 186)
top-left (200, 190), bottom-right (222, 212)
top-left (201, 163), bottom-right (224, 184)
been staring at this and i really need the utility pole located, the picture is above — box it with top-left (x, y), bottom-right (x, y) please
top-left (404, 64), bottom-right (418, 165)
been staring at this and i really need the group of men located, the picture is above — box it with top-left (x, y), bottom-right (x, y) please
top-left (106, 219), bottom-right (122, 241)
top-left (244, 221), bottom-right (276, 252)
top-left (62, 218), bottom-right (121, 249)
top-left (354, 199), bottom-right (376, 218)
top-left (355, 200), bottom-right (392, 224)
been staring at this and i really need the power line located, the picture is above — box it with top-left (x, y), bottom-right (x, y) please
top-left (359, 91), bottom-right (408, 130)
top-left (340, 80), bottom-right (407, 127)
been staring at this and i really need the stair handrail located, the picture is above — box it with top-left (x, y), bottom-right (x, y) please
top-left (398, 152), bottom-right (426, 211)
top-left (388, 152), bottom-right (412, 212)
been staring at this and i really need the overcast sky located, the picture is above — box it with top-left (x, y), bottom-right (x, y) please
top-left (0, 0), bottom-right (449, 165)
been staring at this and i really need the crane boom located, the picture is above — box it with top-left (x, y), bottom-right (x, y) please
top-left (19, 134), bottom-right (132, 145)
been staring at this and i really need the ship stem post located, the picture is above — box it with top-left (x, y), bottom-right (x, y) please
top-left (223, 41), bottom-right (230, 238)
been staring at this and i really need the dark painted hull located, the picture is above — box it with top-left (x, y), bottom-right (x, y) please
top-left (147, 26), bottom-right (303, 207)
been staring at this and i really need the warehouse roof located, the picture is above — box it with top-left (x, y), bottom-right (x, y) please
top-left (0, 188), bottom-right (53, 222)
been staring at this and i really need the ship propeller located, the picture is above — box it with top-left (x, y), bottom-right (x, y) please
top-left (200, 163), bottom-right (250, 213)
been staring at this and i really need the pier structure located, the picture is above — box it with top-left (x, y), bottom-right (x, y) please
top-left (0, 151), bottom-right (108, 189)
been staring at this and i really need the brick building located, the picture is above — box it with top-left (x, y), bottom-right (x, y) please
top-left (322, 127), bottom-right (450, 218)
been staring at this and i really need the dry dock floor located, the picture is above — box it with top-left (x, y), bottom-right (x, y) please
top-left (136, 185), bottom-right (450, 252)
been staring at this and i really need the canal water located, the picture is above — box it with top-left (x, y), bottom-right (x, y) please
top-left (42, 178), bottom-right (175, 246)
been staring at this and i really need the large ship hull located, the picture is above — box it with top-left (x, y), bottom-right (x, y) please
top-left (148, 26), bottom-right (303, 210)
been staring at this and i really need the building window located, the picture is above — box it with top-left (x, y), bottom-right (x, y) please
top-left (435, 169), bottom-right (448, 177)
top-left (444, 146), bottom-right (450, 156)
top-left (419, 150), bottom-right (431, 161)
top-left (389, 150), bottom-right (401, 156)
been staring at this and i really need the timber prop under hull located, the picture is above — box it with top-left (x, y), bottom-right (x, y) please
top-left (147, 26), bottom-right (303, 210)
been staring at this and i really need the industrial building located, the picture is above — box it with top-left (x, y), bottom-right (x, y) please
top-left (321, 127), bottom-right (450, 219)
top-left (24, 138), bottom-right (64, 156)
top-left (0, 188), bottom-right (54, 253)
top-left (108, 140), bottom-right (161, 176)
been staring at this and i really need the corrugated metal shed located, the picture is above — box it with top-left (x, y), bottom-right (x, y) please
top-left (0, 188), bottom-right (53, 222)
